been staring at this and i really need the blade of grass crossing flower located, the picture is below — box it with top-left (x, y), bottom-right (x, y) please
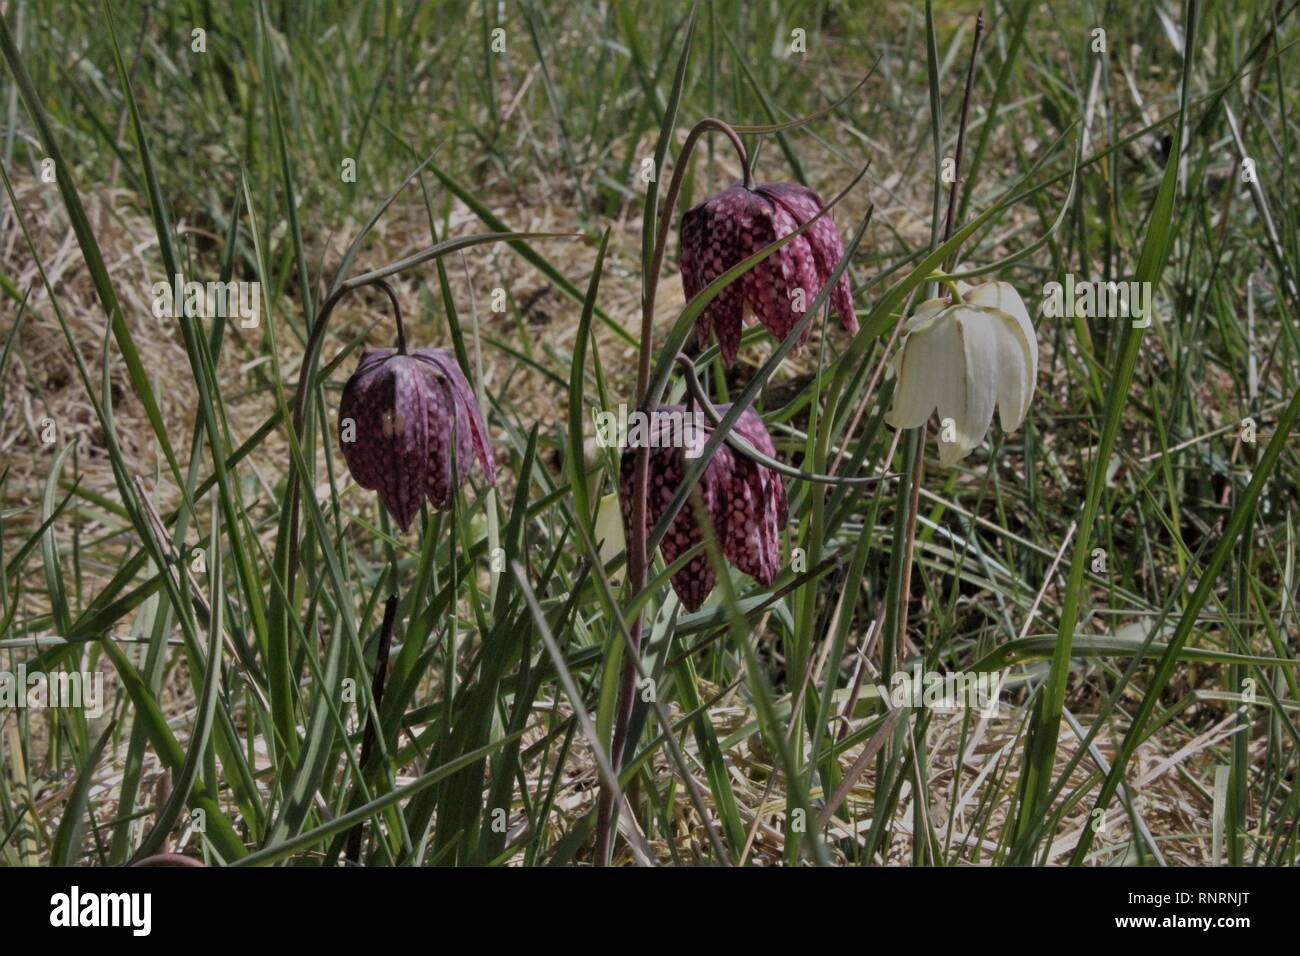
top-left (641, 158), bottom-right (873, 415)
top-left (645, 209), bottom-right (871, 561)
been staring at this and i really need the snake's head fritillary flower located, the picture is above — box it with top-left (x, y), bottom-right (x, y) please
top-left (680, 181), bottom-right (858, 367)
top-left (618, 405), bottom-right (787, 612)
top-left (885, 280), bottom-right (1037, 466)
top-left (339, 347), bottom-right (496, 531)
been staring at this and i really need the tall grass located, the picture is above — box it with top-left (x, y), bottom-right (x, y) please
top-left (1, 0), bottom-right (1298, 866)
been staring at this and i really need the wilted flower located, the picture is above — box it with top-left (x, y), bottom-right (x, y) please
top-left (339, 347), bottom-right (496, 530)
top-left (680, 181), bottom-right (858, 367)
top-left (619, 405), bottom-right (787, 612)
top-left (885, 280), bottom-right (1037, 466)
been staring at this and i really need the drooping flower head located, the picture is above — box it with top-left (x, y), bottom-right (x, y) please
top-left (339, 347), bottom-right (496, 530)
top-left (619, 405), bottom-right (787, 612)
top-left (680, 181), bottom-right (858, 367)
top-left (885, 280), bottom-right (1037, 465)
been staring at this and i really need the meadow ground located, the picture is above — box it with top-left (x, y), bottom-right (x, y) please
top-left (1, 0), bottom-right (1298, 867)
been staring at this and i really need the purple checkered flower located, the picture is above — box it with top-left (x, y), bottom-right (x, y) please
top-left (619, 405), bottom-right (787, 612)
top-left (338, 347), bottom-right (496, 531)
top-left (680, 181), bottom-right (858, 366)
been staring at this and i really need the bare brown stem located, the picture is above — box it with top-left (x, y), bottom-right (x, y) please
top-left (344, 594), bottom-right (399, 865)
top-left (596, 116), bottom-right (751, 866)
top-left (896, 10), bottom-right (984, 673)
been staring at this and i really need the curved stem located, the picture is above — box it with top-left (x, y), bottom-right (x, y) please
top-left (926, 271), bottom-right (966, 304)
top-left (600, 116), bottom-right (754, 864)
top-left (376, 279), bottom-right (408, 354)
top-left (640, 120), bottom-right (751, 350)
top-left (721, 122), bottom-right (754, 189)
top-left (674, 354), bottom-right (894, 486)
top-left (286, 276), bottom-right (408, 605)
top-left (292, 277), bottom-right (406, 433)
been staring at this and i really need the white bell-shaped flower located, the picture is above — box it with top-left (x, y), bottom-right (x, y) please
top-left (885, 280), bottom-right (1037, 466)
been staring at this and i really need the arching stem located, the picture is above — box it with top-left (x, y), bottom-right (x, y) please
top-left (293, 277), bottom-right (406, 432)
top-left (598, 116), bottom-right (752, 865)
top-left (286, 276), bottom-right (407, 604)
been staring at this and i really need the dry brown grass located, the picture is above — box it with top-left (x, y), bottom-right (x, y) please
top-left (1, 63), bottom-right (1240, 867)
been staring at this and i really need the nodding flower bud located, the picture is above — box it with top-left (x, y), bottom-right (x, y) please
top-left (339, 347), bottom-right (496, 531)
top-left (885, 280), bottom-right (1037, 466)
top-left (680, 181), bottom-right (857, 367)
top-left (619, 405), bottom-right (787, 612)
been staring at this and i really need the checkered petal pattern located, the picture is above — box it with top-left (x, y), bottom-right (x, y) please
top-left (618, 404), bottom-right (787, 612)
top-left (339, 347), bottom-right (496, 531)
top-left (680, 181), bottom-right (858, 366)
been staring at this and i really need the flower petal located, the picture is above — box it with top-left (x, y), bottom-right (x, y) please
top-left (964, 281), bottom-right (1037, 386)
top-left (618, 442), bottom-right (717, 613)
top-left (418, 371), bottom-right (466, 510)
top-left (616, 404), bottom-right (788, 610)
top-left (716, 407), bottom-right (786, 583)
top-left (937, 308), bottom-right (1000, 464)
top-left (901, 295), bottom-right (951, 334)
top-left (338, 353), bottom-right (418, 528)
top-left (730, 406), bottom-right (787, 528)
top-left (741, 196), bottom-right (819, 352)
top-left (414, 348), bottom-right (498, 485)
top-left (337, 355), bottom-right (432, 531)
top-left (758, 182), bottom-right (858, 333)
top-left (885, 311), bottom-right (964, 431)
top-left (717, 452), bottom-right (784, 586)
top-left (594, 492), bottom-right (626, 583)
top-left (338, 351), bottom-right (392, 493)
top-left (978, 306), bottom-right (1034, 433)
top-left (885, 283), bottom-right (1037, 465)
top-left (680, 185), bottom-right (753, 366)
top-left (339, 346), bottom-right (500, 531)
